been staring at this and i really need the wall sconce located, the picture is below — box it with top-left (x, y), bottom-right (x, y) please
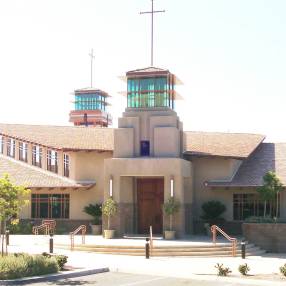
top-left (170, 176), bottom-right (174, 197)
top-left (109, 176), bottom-right (113, 197)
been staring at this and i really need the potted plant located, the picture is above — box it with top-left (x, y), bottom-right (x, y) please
top-left (83, 203), bottom-right (102, 235)
top-left (163, 197), bottom-right (180, 239)
top-left (102, 197), bottom-right (117, 239)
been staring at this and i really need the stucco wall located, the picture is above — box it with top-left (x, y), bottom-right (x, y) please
top-left (190, 157), bottom-right (243, 221)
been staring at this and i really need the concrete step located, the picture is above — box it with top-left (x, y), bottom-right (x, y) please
top-left (56, 243), bottom-right (266, 257)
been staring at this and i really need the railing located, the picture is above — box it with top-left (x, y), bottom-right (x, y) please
top-left (33, 223), bottom-right (50, 235)
top-left (70, 225), bottom-right (86, 250)
top-left (32, 220), bottom-right (56, 235)
top-left (211, 225), bottom-right (237, 257)
top-left (149, 225), bottom-right (153, 256)
top-left (42, 220), bottom-right (56, 234)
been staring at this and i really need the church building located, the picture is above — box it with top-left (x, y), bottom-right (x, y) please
top-left (0, 64), bottom-right (285, 236)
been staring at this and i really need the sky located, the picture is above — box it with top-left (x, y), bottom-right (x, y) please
top-left (0, 0), bottom-right (286, 141)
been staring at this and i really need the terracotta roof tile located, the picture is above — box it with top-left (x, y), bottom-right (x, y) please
top-left (0, 123), bottom-right (114, 151)
top-left (206, 143), bottom-right (286, 187)
top-left (183, 131), bottom-right (265, 158)
top-left (0, 154), bottom-right (92, 188)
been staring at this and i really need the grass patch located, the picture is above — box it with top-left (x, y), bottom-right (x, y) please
top-left (0, 253), bottom-right (59, 280)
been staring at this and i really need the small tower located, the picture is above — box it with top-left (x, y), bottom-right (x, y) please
top-left (125, 66), bottom-right (182, 109)
top-left (69, 88), bottom-right (112, 127)
top-left (69, 49), bottom-right (112, 127)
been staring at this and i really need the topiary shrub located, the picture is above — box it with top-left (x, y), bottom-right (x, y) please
top-left (102, 198), bottom-right (117, 230)
top-left (201, 201), bottom-right (226, 221)
top-left (238, 263), bottom-right (250, 275)
top-left (215, 263), bottom-right (232, 276)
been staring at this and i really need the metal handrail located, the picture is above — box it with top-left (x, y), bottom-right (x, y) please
top-left (33, 223), bottom-right (50, 235)
top-left (42, 220), bottom-right (56, 234)
top-left (70, 225), bottom-right (86, 250)
top-left (211, 225), bottom-right (237, 257)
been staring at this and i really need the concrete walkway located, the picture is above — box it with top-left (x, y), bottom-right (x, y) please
top-left (5, 235), bottom-right (286, 285)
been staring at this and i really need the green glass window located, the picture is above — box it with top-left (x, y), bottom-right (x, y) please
top-left (31, 194), bottom-right (70, 219)
top-left (127, 76), bottom-right (173, 108)
top-left (75, 93), bottom-right (106, 111)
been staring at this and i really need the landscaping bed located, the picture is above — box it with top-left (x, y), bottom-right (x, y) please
top-left (0, 253), bottom-right (67, 280)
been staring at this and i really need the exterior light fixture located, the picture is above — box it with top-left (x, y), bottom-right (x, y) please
top-left (109, 176), bottom-right (113, 197)
top-left (170, 176), bottom-right (174, 197)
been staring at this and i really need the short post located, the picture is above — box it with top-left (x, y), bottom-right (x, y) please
top-left (49, 234), bottom-right (54, 253)
top-left (145, 238), bottom-right (150, 259)
top-left (241, 240), bottom-right (246, 259)
top-left (5, 230), bottom-right (9, 245)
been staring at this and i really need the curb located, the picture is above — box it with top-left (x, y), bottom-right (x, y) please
top-left (0, 267), bottom-right (110, 285)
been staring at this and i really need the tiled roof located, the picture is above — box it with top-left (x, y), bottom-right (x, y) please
top-left (206, 143), bottom-right (286, 187)
top-left (183, 131), bottom-right (265, 159)
top-left (0, 123), bottom-right (114, 151)
top-left (0, 154), bottom-right (93, 188)
top-left (126, 66), bottom-right (169, 75)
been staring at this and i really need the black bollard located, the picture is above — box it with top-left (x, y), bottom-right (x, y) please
top-left (49, 234), bottom-right (54, 253)
top-left (241, 240), bottom-right (246, 259)
top-left (5, 230), bottom-right (9, 246)
top-left (145, 238), bottom-right (150, 259)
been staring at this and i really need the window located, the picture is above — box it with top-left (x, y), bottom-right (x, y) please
top-left (32, 145), bottom-right (42, 167)
top-left (233, 193), bottom-right (280, 220)
top-left (19, 142), bottom-right (28, 162)
top-left (6, 138), bottom-right (15, 158)
top-left (140, 141), bottom-right (150, 156)
top-left (63, 154), bottom-right (70, 177)
top-left (31, 194), bottom-right (70, 219)
top-left (47, 150), bottom-right (58, 173)
top-left (0, 136), bottom-right (3, 154)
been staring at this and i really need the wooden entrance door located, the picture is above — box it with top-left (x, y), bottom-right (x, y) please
top-left (137, 178), bottom-right (164, 234)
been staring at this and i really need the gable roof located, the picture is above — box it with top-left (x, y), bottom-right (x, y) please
top-left (183, 131), bottom-right (265, 159)
top-left (0, 154), bottom-right (93, 189)
top-left (0, 123), bottom-right (114, 151)
top-left (206, 143), bottom-right (286, 187)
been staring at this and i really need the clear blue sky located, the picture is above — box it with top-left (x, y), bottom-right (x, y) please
top-left (0, 0), bottom-right (285, 141)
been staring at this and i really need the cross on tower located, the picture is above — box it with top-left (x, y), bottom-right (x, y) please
top-left (140, 0), bottom-right (165, 66)
top-left (89, 49), bottom-right (95, 87)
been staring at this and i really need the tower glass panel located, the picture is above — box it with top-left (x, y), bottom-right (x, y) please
top-left (127, 75), bottom-right (174, 109)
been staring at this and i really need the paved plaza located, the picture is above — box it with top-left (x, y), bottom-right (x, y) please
top-left (4, 235), bottom-right (286, 285)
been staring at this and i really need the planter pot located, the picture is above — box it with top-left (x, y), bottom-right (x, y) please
top-left (164, 230), bottom-right (176, 240)
top-left (91, 224), bottom-right (102, 235)
top-left (104, 229), bottom-right (115, 239)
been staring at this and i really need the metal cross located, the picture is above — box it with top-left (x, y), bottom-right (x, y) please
top-left (89, 49), bottom-right (95, 87)
top-left (140, 0), bottom-right (165, 66)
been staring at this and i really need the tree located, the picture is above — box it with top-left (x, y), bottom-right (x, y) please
top-left (0, 174), bottom-right (30, 256)
top-left (102, 198), bottom-right (117, 230)
top-left (163, 197), bottom-right (180, 231)
top-left (257, 171), bottom-right (283, 218)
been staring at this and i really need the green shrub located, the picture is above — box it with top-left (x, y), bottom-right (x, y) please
top-left (0, 253), bottom-right (59, 280)
top-left (245, 216), bottom-right (275, 223)
top-left (280, 264), bottom-right (286, 277)
top-left (83, 203), bottom-right (102, 225)
top-left (215, 263), bottom-right (232, 276)
top-left (8, 221), bottom-right (33, 234)
top-left (201, 201), bottom-right (226, 220)
top-left (41, 253), bottom-right (68, 270)
top-left (238, 263), bottom-right (250, 275)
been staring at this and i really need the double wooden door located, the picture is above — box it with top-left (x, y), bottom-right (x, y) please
top-left (137, 178), bottom-right (164, 234)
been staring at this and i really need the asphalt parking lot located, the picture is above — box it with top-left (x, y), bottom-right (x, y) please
top-left (29, 271), bottom-right (256, 286)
